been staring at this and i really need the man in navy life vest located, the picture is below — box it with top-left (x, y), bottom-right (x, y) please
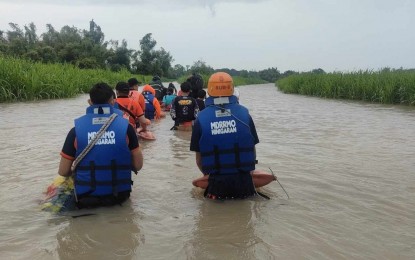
top-left (58, 82), bottom-right (143, 208)
top-left (190, 72), bottom-right (260, 200)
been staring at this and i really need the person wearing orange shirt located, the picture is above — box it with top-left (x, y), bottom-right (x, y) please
top-left (115, 82), bottom-right (150, 131)
top-left (127, 78), bottom-right (145, 113)
top-left (142, 84), bottom-right (163, 120)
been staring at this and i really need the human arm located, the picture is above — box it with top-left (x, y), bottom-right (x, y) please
top-left (137, 115), bottom-right (150, 131)
top-left (133, 102), bottom-right (150, 131)
top-left (58, 157), bottom-right (73, 177)
top-left (153, 99), bottom-right (162, 119)
top-left (190, 119), bottom-right (205, 173)
top-left (58, 128), bottom-right (76, 176)
top-left (195, 152), bottom-right (203, 173)
top-left (131, 147), bottom-right (143, 172)
top-left (127, 125), bottom-right (143, 172)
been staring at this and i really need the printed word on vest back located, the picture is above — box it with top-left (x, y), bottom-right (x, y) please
top-left (88, 131), bottom-right (116, 145)
top-left (211, 120), bottom-right (237, 135)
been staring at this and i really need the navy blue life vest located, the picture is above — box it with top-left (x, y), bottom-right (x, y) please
top-left (74, 104), bottom-right (132, 198)
top-left (198, 95), bottom-right (256, 175)
top-left (142, 91), bottom-right (155, 120)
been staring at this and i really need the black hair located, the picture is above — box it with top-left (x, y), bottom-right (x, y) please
top-left (128, 78), bottom-right (141, 88)
top-left (168, 82), bottom-right (176, 94)
top-left (180, 81), bottom-right (191, 93)
top-left (115, 81), bottom-right (130, 93)
top-left (89, 82), bottom-right (114, 104)
top-left (197, 89), bottom-right (206, 99)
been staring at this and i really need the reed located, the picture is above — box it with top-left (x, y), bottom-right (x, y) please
top-left (0, 55), bottom-right (150, 102)
top-left (276, 69), bottom-right (415, 105)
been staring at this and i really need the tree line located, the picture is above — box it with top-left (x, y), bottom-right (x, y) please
top-left (0, 20), bottom-right (316, 82)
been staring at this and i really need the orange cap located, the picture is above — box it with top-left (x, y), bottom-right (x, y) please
top-left (207, 72), bottom-right (234, 97)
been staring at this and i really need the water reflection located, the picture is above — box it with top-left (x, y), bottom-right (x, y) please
top-left (56, 202), bottom-right (142, 259)
top-left (191, 200), bottom-right (258, 259)
top-left (169, 130), bottom-right (192, 162)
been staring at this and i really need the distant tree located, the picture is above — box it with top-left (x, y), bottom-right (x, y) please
top-left (132, 33), bottom-right (173, 77)
top-left (76, 57), bottom-right (101, 69)
top-left (6, 23), bottom-right (27, 56)
top-left (36, 46), bottom-right (58, 63)
top-left (133, 33), bottom-right (156, 75)
top-left (83, 19), bottom-right (105, 45)
top-left (258, 67), bottom-right (280, 82)
top-left (190, 60), bottom-right (214, 75)
top-left (281, 70), bottom-right (298, 78)
top-left (170, 64), bottom-right (186, 78)
top-left (154, 47), bottom-right (173, 77)
top-left (311, 68), bottom-right (325, 74)
top-left (107, 39), bottom-right (133, 71)
top-left (24, 22), bottom-right (38, 48)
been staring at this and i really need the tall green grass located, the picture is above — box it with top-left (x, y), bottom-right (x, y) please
top-left (0, 55), bottom-right (151, 102)
top-left (276, 70), bottom-right (415, 105)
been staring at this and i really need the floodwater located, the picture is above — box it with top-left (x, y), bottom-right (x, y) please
top-left (0, 83), bottom-right (414, 259)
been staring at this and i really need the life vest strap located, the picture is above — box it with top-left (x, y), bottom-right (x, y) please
top-left (200, 147), bottom-right (254, 156)
top-left (75, 179), bottom-right (132, 186)
top-left (76, 165), bottom-right (131, 171)
top-left (111, 160), bottom-right (118, 197)
top-left (234, 143), bottom-right (241, 169)
top-left (214, 146), bottom-right (220, 172)
top-left (202, 162), bottom-right (256, 173)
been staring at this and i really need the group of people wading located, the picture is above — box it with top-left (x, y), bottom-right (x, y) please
top-left (58, 72), bottom-right (275, 209)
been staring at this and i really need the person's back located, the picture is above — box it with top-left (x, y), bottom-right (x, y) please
top-left (190, 72), bottom-right (259, 200)
top-left (115, 82), bottom-right (145, 129)
top-left (128, 78), bottom-right (145, 112)
top-left (196, 89), bottom-right (206, 111)
top-left (142, 84), bottom-right (162, 120)
top-left (58, 82), bottom-right (143, 209)
top-left (162, 88), bottom-right (177, 111)
top-left (187, 73), bottom-right (204, 99)
top-left (149, 76), bottom-right (167, 101)
top-left (170, 81), bottom-right (199, 130)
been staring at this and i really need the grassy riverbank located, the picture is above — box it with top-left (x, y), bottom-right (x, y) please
top-left (0, 56), bottom-right (150, 102)
top-left (276, 69), bottom-right (415, 105)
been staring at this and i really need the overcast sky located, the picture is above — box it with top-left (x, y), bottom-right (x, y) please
top-left (0, 0), bottom-right (414, 72)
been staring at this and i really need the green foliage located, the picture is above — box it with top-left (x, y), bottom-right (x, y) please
top-left (277, 69), bottom-right (415, 105)
top-left (132, 33), bottom-right (173, 77)
top-left (0, 55), bottom-right (147, 102)
top-left (258, 67), bottom-right (280, 82)
top-left (190, 60), bottom-right (214, 75)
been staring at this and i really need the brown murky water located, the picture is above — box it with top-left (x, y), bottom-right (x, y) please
top-left (0, 83), bottom-right (414, 259)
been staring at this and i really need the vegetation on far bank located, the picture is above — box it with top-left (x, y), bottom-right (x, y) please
top-left (276, 69), bottom-right (415, 106)
top-left (0, 55), bottom-right (268, 102)
top-left (0, 55), bottom-right (151, 102)
top-left (0, 20), bottom-right (283, 82)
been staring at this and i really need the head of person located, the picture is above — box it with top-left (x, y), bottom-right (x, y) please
top-left (152, 75), bottom-right (161, 82)
top-left (128, 78), bottom-right (141, 90)
top-left (197, 89), bottom-right (206, 99)
top-left (180, 81), bottom-right (191, 94)
top-left (207, 72), bottom-right (234, 97)
top-left (143, 84), bottom-right (156, 96)
top-left (89, 82), bottom-right (115, 105)
top-left (115, 81), bottom-right (130, 96)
